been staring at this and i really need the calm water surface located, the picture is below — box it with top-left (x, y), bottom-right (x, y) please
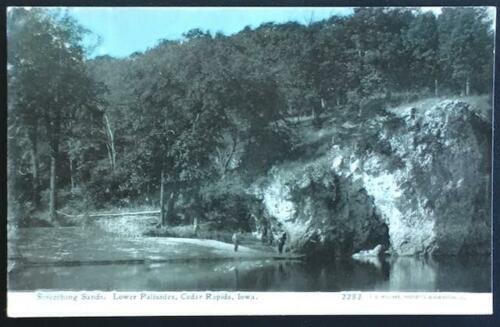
top-left (9, 256), bottom-right (490, 292)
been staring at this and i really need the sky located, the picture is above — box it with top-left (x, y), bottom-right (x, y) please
top-left (22, 6), bottom-right (489, 59)
top-left (68, 7), bottom-right (354, 58)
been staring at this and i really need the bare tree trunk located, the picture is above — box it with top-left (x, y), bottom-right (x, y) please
top-left (434, 79), bottom-right (438, 97)
top-left (30, 139), bottom-right (40, 207)
top-left (45, 98), bottom-right (60, 223)
top-left (466, 77), bottom-right (470, 96)
top-left (192, 113), bottom-right (200, 133)
top-left (103, 113), bottom-right (116, 171)
top-left (7, 125), bottom-right (21, 226)
top-left (193, 191), bottom-right (203, 222)
top-left (49, 147), bottom-right (58, 222)
top-left (320, 97), bottom-right (326, 119)
top-left (223, 135), bottom-right (238, 175)
top-left (163, 190), bottom-right (178, 226)
top-left (160, 168), bottom-right (166, 225)
top-left (69, 156), bottom-right (75, 193)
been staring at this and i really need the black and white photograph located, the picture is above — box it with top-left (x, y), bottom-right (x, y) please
top-left (6, 6), bottom-right (495, 316)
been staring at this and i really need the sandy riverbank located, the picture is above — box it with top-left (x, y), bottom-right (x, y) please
top-left (8, 226), bottom-right (302, 267)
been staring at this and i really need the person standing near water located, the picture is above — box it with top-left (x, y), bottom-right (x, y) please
top-left (232, 229), bottom-right (242, 252)
top-left (261, 218), bottom-right (268, 244)
top-left (193, 217), bottom-right (200, 236)
top-left (268, 229), bottom-right (274, 245)
top-left (278, 231), bottom-right (287, 254)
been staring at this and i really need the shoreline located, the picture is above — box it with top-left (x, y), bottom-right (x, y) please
top-left (8, 226), bottom-right (303, 268)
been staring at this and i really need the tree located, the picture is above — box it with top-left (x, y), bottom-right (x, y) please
top-left (348, 8), bottom-right (415, 95)
top-left (438, 7), bottom-right (494, 95)
top-left (7, 57), bottom-right (23, 224)
top-left (86, 55), bottom-right (140, 173)
top-left (8, 8), bottom-right (46, 208)
top-left (8, 8), bottom-right (101, 222)
top-left (128, 34), bottom-right (228, 225)
top-left (404, 11), bottom-right (440, 95)
top-left (8, 6), bottom-right (494, 227)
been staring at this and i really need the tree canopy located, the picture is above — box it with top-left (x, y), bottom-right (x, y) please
top-left (7, 7), bottom-right (494, 227)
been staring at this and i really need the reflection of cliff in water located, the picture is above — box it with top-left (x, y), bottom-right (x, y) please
top-left (8, 256), bottom-right (490, 292)
top-left (381, 256), bottom-right (490, 292)
top-left (434, 256), bottom-right (491, 292)
top-left (234, 259), bottom-right (389, 291)
top-left (234, 256), bottom-right (489, 292)
top-left (376, 257), bottom-right (437, 291)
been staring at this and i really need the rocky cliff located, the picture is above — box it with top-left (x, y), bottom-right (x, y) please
top-left (254, 99), bottom-right (491, 257)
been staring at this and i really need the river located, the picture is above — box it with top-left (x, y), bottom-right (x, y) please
top-left (8, 255), bottom-right (490, 292)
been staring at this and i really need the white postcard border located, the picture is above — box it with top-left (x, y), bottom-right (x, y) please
top-left (7, 291), bottom-right (493, 317)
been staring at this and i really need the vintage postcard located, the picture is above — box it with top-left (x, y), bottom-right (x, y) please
top-left (6, 6), bottom-right (494, 316)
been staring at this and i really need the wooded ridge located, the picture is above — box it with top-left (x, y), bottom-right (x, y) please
top-left (7, 7), bottom-right (494, 235)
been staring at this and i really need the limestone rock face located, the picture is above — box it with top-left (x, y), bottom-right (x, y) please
top-left (253, 158), bottom-right (389, 258)
top-left (256, 99), bottom-right (491, 257)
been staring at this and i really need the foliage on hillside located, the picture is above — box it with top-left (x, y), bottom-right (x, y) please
top-left (7, 7), bottom-right (494, 230)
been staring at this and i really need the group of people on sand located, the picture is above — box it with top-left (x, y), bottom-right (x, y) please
top-left (257, 211), bottom-right (287, 254)
top-left (231, 230), bottom-right (287, 254)
top-left (193, 213), bottom-right (287, 254)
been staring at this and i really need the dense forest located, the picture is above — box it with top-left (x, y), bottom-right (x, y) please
top-left (7, 7), bottom-right (494, 239)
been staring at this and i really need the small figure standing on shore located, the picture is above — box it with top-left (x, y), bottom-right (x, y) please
top-left (232, 229), bottom-right (242, 252)
top-left (193, 217), bottom-right (200, 236)
top-left (268, 229), bottom-right (274, 245)
top-left (278, 231), bottom-right (287, 254)
top-left (261, 221), bottom-right (268, 244)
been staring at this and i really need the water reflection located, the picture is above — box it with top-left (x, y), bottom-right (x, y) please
top-left (8, 256), bottom-right (490, 292)
top-left (379, 257), bottom-right (438, 291)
